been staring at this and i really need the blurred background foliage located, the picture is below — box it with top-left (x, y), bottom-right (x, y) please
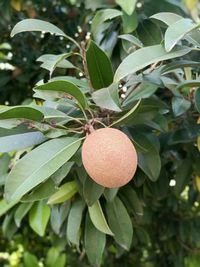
top-left (0, 0), bottom-right (200, 267)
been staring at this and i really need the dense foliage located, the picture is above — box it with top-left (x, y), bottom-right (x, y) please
top-left (0, 1), bottom-right (200, 267)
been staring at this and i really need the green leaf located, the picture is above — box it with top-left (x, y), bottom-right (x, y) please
top-left (67, 198), bottom-right (85, 246)
top-left (85, 213), bottom-right (106, 267)
top-left (14, 202), bottom-right (33, 227)
top-left (51, 162), bottom-right (74, 186)
top-left (11, 19), bottom-right (66, 38)
top-left (106, 197), bottom-right (133, 250)
top-left (172, 96), bottom-right (191, 116)
top-left (86, 40), bottom-right (113, 90)
top-left (46, 248), bottom-right (66, 267)
top-left (129, 129), bottom-right (161, 181)
top-left (136, 20), bottom-right (162, 46)
top-left (35, 80), bottom-right (88, 110)
top-left (0, 106), bottom-right (43, 121)
top-left (23, 252), bottom-right (39, 267)
top-left (91, 9), bottom-right (122, 37)
top-left (5, 137), bottom-right (82, 202)
top-left (37, 53), bottom-right (75, 76)
top-left (22, 179), bottom-right (56, 202)
top-left (0, 154), bottom-right (10, 175)
top-left (195, 88), bottom-right (200, 112)
top-left (118, 34), bottom-right (143, 48)
top-left (0, 131), bottom-right (46, 153)
top-left (116, 0), bottom-right (137, 15)
top-left (176, 79), bottom-right (200, 90)
top-left (150, 12), bottom-right (182, 26)
top-left (174, 159), bottom-right (192, 196)
top-left (0, 199), bottom-right (18, 217)
top-left (83, 177), bottom-right (104, 206)
top-left (114, 45), bottom-right (191, 82)
top-left (110, 99), bottom-right (141, 127)
top-left (88, 200), bottom-right (113, 236)
top-left (29, 201), bottom-right (50, 237)
top-left (120, 185), bottom-right (143, 216)
top-left (104, 188), bottom-right (118, 202)
top-left (92, 84), bottom-right (121, 112)
top-left (50, 202), bottom-right (70, 234)
top-left (161, 60), bottom-right (200, 74)
top-left (165, 18), bottom-right (198, 52)
top-left (48, 181), bottom-right (78, 204)
top-left (122, 11), bottom-right (138, 34)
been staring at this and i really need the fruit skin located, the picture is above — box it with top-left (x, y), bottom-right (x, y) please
top-left (81, 128), bottom-right (138, 188)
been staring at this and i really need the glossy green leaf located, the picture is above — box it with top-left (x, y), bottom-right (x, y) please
top-left (150, 12), bottom-right (182, 26)
top-left (176, 80), bottom-right (200, 90)
top-left (106, 197), bottom-right (133, 250)
top-left (174, 159), bottom-right (192, 196)
top-left (85, 213), bottom-right (106, 267)
top-left (165, 18), bottom-right (198, 52)
top-left (116, 0), bottom-right (137, 15)
top-left (51, 162), bottom-right (74, 186)
top-left (23, 252), bottom-right (39, 267)
top-left (11, 19), bottom-right (66, 37)
top-left (46, 248), bottom-right (66, 267)
top-left (86, 41), bottom-right (113, 90)
top-left (83, 177), bottom-right (104, 206)
top-left (35, 80), bottom-right (88, 110)
top-left (88, 200), bottom-right (113, 236)
top-left (92, 84), bottom-right (121, 112)
top-left (36, 53), bottom-right (75, 76)
top-left (47, 181), bottom-right (78, 204)
top-left (122, 11), bottom-right (138, 34)
top-left (118, 34), bottom-right (143, 48)
top-left (0, 131), bottom-right (46, 153)
top-left (114, 45), bottom-right (191, 82)
top-left (0, 199), bottom-right (18, 217)
top-left (22, 179), bottom-right (56, 202)
top-left (0, 106), bottom-right (43, 121)
top-left (67, 198), bottom-right (85, 246)
top-left (161, 60), bottom-right (200, 74)
top-left (5, 137), bottom-right (82, 202)
top-left (109, 99), bottom-right (141, 127)
top-left (14, 202), bottom-right (33, 227)
top-left (91, 9), bottom-right (122, 37)
top-left (195, 88), bottom-right (200, 112)
top-left (172, 96), bottom-right (191, 116)
top-left (137, 20), bottom-right (162, 46)
top-left (29, 201), bottom-right (50, 236)
top-left (0, 154), bottom-right (10, 175)
top-left (104, 188), bottom-right (118, 202)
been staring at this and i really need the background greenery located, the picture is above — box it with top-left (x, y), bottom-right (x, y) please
top-left (0, 0), bottom-right (200, 266)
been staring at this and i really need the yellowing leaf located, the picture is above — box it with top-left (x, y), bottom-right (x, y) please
top-left (195, 176), bottom-right (200, 192)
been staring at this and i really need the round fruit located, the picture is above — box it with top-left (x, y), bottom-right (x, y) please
top-left (81, 127), bottom-right (138, 188)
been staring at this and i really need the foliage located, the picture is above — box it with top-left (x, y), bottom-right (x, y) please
top-left (0, 1), bottom-right (200, 267)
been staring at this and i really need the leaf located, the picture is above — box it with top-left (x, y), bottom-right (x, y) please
top-left (195, 88), bottom-right (200, 112)
top-left (86, 40), bottom-right (113, 90)
top-left (172, 96), bottom-right (191, 116)
top-left (91, 9), bottom-right (122, 37)
top-left (0, 131), bottom-right (46, 153)
top-left (176, 80), bottom-right (200, 90)
top-left (106, 197), bottom-right (133, 250)
top-left (174, 159), bottom-right (192, 196)
top-left (46, 248), bottom-right (66, 267)
top-left (92, 84), bottom-right (121, 112)
top-left (88, 200), bottom-right (113, 236)
top-left (124, 82), bottom-right (158, 106)
top-left (161, 60), bottom-right (200, 74)
top-left (11, 19), bottom-right (66, 38)
top-left (22, 179), bottom-right (56, 202)
top-left (0, 199), bottom-right (18, 217)
top-left (122, 11), bottom-right (138, 34)
top-left (165, 18), bottom-right (198, 52)
top-left (29, 201), bottom-right (50, 237)
top-left (84, 213), bottom-right (106, 267)
top-left (47, 181), bottom-right (78, 204)
top-left (104, 188), bottom-right (118, 202)
top-left (5, 137), bottom-right (82, 202)
top-left (35, 80), bottom-right (88, 110)
top-left (114, 45), bottom-right (191, 82)
top-left (150, 12), bottom-right (182, 26)
top-left (109, 99), bottom-right (141, 127)
top-left (83, 177), bottom-right (104, 206)
top-left (23, 252), bottom-right (39, 267)
top-left (67, 198), bottom-right (85, 246)
top-left (0, 106), bottom-right (43, 121)
top-left (129, 129), bottom-right (161, 181)
top-left (36, 53), bottom-right (75, 76)
top-left (116, 0), bottom-right (137, 15)
top-left (120, 185), bottom-right (143, 216)
top-left (137, 20), bottom-right (163, 46)
top-left (14, 202), bottom-right (33, 227)
top-left (51, 162), bottom-right (74, 186)
top-left (118, 34), bottom-right (143, 48)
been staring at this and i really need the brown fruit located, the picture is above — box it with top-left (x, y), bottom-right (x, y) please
top-left (81, 128), bottom-right (138, 188)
